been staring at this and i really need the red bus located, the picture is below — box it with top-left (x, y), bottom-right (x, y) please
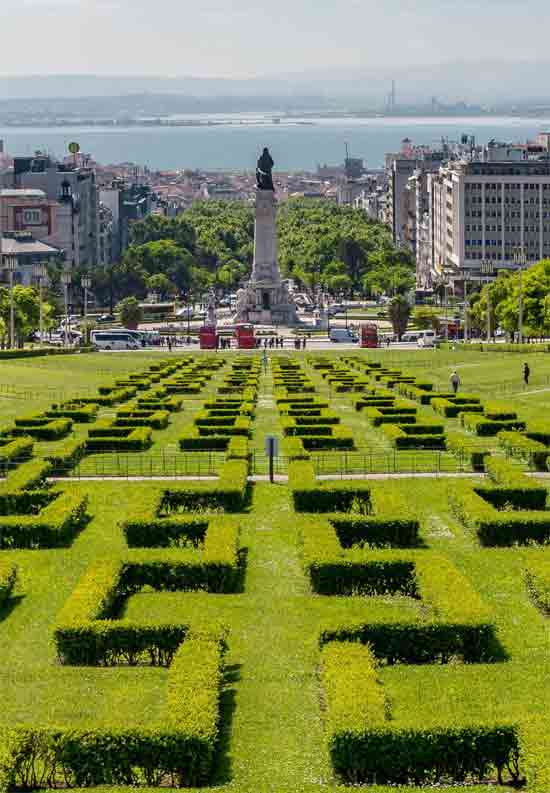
top-left (234, 324), bottom-right (255, 349)
top-left (199, 326), bottom-right (217, 349)
top-left (361, 323), bottom-right (379, 348)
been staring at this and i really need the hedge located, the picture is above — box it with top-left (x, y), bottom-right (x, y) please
top-left (317, 551), bottom-right (497, 665)
top-left (432, 397), bottom-right (484, 418)
top-left (44, 439), bottom-right (87, 474)
top-left (86, 427), bottom-right (152, 452)
top-left (524, 560), bottom-right (550, 615)
top-left (0, 437), bottom-right (34, 466)
top-left (524, 422), bottom-right (550, 446)
top-left (46, 402), bottom-right (98, 422)
top-left (78, 387), bottom-right (136, 406)
top-left (461, 412), bottom-right (526, 436)
top-left (0, 459), bottom-right (52, 496)
top-left (320, 642), bottom-right (520, 786)
top-left (381, 423), bottom-right (446, 450)
top-left (449, 463), bottom-right (550, 545)
top-left (365, 408), bottom-right (417, 427)
top-left (498, 431), bottom-right (550, 471)
top-left (0, 639), bottom-right (223, 787)
top-left (136, 395), bottom-right (183, 412)
top-left (446, 432), bottom-right (491, 471)
top-left (55, 551), bottom-right (235, 667)
top-left (0, 489), bottom-right (89, 549)
top-left (11, 417), bottom-right (73, 440)
top-left (0, 560), bottom-right (17, 608)
top-left (115, 409), bottom-right (170, 430)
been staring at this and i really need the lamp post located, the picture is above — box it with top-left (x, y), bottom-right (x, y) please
top-left (3, 255), bottom-right (18, 349)
top-left (81, 274), bottom-right (91, 321)
top-left (61, 269), bottom-right (72, 348)
top-left (481, 259), bottom-right (494, 343)
top-left (513, 248), bottom-right (527, 344)
top-left (463, 271), bottom-right (471, 343)
top-left (33, 262), bottom-right (48, 344)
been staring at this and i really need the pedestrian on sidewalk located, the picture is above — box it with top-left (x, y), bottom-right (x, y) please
top-left (450, 370), bottom-right (460, 394)
top-left (523, 362), bottom-right (530, 387)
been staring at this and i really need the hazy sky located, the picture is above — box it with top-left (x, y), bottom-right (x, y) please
top-left (1, 0), bottom-right (549, 77)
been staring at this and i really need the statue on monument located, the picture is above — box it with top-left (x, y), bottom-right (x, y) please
top-left (256, 147), bottom-right (275, 191)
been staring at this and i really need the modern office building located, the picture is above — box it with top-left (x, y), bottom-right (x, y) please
top-left (430, 158), bottom-right (550, 290)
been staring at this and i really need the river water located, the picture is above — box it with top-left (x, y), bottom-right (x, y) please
top-left (0, 115), bottom-right (547, 171)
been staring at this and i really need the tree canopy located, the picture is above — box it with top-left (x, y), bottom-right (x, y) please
top-left (107, 199), bottom-right (414, 302)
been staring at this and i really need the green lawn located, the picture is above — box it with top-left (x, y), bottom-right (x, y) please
top-left (1, 349), bottom-right (550, 792)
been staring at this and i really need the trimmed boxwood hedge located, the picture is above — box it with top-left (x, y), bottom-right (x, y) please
top-left (0, 560), bottom-right (17, 609)
top-left (450, 461), bottom-right (550, 545)
top-left (12, 417), bottom-right (73, 440)
top-left (55, 505), bottom-right (239, 665)
top-left (462, 412), bottom-right (526, 436)
top-left (0, 437), bottom-right (34, 466)
top-left (498, 431), bottom-right (550, 471)
top-left (446, 432), bottom-right (491, 471)
top-left (0, 459), bottom-right (52, 496)
top-left (44, 440), bottom-right (87, 474)
top-left (0, 639), bottom-right (223, 787)
top-left (524, 560), bottom-right (550, 615)
top-left (86, 426), bottom-right (152, 452)
top-left (320, 642), bottom-right (520, 786)
top-left (0, 488), bottom-right (89, 549)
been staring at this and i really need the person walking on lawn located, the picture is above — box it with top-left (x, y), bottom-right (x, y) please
top-left (450, 370), bottom-right (460, 394)
top-left (524, 362), bottom-right (530, 387)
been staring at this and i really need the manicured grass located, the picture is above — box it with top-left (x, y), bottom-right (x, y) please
top-left (2, 349), bottom-right (550, 792)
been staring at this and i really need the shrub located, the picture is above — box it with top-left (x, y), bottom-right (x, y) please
top-left (446, 432), bottom-right (491, 471)
top-left (12, 417), bottom-right (73, 440)
top-left (462, 413), bottom-right (526, 437)
top-left (0, 489), bottom-right (89, 549)
top-left (498, 431), bottom-right (550, 471)
top-left (46, 403), bottom-right (98, 422)
top-left (44, 440), bottom-right (87, 474)
top-left (86, 427), bottom-right (152, 452)
top-left (0, 560), bottom-right (17, 608)
top-left (432, 397), bottom-right (484, 418)
top-left (525, 560), bottom-right (550, 615)
top-left (0, 437), bottom-right (34, 466)
top-left (0, 459), bottom-right (52, 495)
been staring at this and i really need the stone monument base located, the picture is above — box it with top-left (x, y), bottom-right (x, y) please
top-left (233, 188), bottom-right (298, 326)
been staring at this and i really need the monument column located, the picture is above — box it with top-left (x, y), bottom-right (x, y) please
top-left (252, 190), bottom-right (279, 284)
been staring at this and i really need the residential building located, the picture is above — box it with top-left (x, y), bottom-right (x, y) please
top-left (0, 188), bottom-right (74, 268)
top-left (0, 231), bottom-right (60, 286)
top-left (430, 158), bottom-right (550, 291)
top-left (9, 155), bottom-right (99, 270)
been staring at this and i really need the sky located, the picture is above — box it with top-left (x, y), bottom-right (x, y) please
top-left (1, 0), bottom-right (549, 77)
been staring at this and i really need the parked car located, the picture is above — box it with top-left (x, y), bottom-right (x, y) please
top-left (97, 314), bottom-right (116, 323)
top-left (329, 327), bottom-right (358, 343)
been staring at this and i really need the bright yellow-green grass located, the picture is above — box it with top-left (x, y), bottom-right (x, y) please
top-left (1, 349), bottom-right (550, 792)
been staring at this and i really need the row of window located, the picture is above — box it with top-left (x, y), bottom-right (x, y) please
top-left (466, 182), bottom-right (550, 190)
top-left (465, 225), bottom-right (550, 232)
top-left (465, 238), bottom-right (548, 246)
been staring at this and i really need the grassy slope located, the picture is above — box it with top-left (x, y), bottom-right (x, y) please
top-left (1, 350), bottom-right (550, 791)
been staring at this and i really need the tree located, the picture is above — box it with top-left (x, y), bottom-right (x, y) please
top-left (0, 286), bottom-right (53, 348)
top-left (414, 306), bottom-right (440, 331)
top-left (146, 273), bottom-right (176, 301)
top-left (117, 296), bottom-right (143, 329)
top-left (327, 273), bottom-right (353, 297)
top-left (388, 295), bottom-right (411, 341)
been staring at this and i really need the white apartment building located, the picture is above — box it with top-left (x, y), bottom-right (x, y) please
top-left (430, 159), bottom-right (550, 290)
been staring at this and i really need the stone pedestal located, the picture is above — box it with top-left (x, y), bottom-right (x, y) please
top-left (234, 190), bottom-right (297, 326)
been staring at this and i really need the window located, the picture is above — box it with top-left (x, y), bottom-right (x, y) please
top-left (22, 209), bottom-right (42, 226)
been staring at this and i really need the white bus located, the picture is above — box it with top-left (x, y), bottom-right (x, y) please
top-left (91, 331), bottom-right (141, 351)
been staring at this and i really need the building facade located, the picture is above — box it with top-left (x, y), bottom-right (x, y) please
top-left (430, 159), bottom-right (550, 290)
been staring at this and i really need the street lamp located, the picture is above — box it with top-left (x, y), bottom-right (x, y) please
top-left (81, 274), bottom-right (92, 321)
top-left (33, 261), bottom-right (48, 345)
top-left (463, 271), bottom-right (472, 343)
top-left (3, 255), bottom-right (18, 349)
top-left (480, 259), bottom-right (494, 343)
top-left (513, 248), bottom-right (528, 344)
top-left (61, 269), bottom-right (72, 348)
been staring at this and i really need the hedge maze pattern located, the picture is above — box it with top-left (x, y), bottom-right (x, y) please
top-left (1, 351), bottom-right (550, 791)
